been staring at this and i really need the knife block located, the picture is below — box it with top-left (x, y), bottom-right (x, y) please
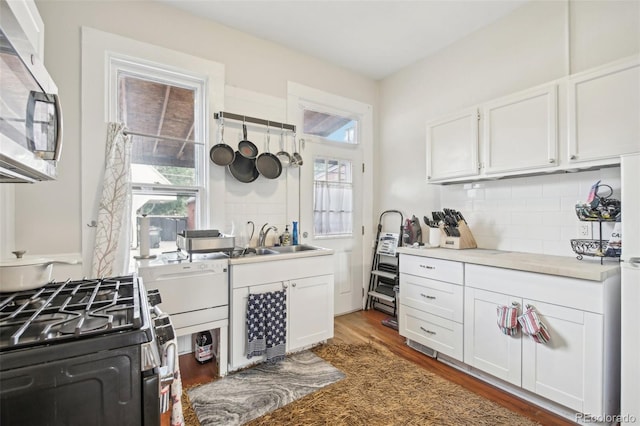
top-left (439, 221), bottom-right (477, 249)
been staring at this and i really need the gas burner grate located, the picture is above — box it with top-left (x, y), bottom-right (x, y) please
top-left (0, 275), bottom-right (143, 351)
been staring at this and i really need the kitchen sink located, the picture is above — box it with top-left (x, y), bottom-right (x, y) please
top-left (254, 247), bottom-right (279, 255)
top-left (268, 244), bottom-right (319, 254)
top-left (235, 244), bottom-right (324, 258)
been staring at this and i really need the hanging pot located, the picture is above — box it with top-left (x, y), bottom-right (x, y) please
top-left (0, 250), bottom-right (78, 292)
top-left (256, 128), bottom-right (282, 179)
top-left (291, 133), bottom-right (303, 167)
top-left (275, 129), bottom-right (292, 168)
top-left (209, 119), bottom-right (235, 166)
top-left (238, 123), bottom-right (258, 159)
top-left (228, 151), bottom-right (259, 183)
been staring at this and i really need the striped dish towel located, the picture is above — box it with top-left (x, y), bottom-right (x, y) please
top-left (518, 305), bottom-right (551, 344)
top-left (496, 305), bottom-right (519, 336)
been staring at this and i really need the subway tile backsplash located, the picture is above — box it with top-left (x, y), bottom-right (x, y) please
top-left (439, 167), bottom-right (621, 257)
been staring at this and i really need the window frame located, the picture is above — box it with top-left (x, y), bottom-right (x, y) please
top-left (298, 101), bottom-right (362, 147)
top-left (107, 54), bottom-right (209, 253)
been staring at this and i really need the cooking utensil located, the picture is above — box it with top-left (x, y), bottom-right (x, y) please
top-left (275, 128), bottom-right (292, 168)
top-left (291, 133), bottom-right (303, 167)
top-left (228, 151), bottom-right (259, 183)
top-left (209, 119), bottom-right (235, 166)
top-left (238, 122), bottom-right (258, 159)
top-left (0, 250), bottom-right (78, 292)
top-left (256, 127), bottom-right (282, 179)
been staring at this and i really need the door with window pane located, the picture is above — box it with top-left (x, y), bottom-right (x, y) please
top-left (297, 106), bottom-right (365, 316)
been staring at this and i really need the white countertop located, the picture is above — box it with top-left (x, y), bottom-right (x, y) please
top-left (228, 246), bottom-right (334, 265)
top-left (396, 247), bottom-right (620, 282)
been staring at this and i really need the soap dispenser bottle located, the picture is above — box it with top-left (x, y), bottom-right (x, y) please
top-left (292, 221), bottom-right (299, 245)
top-left (281, 225), bottom-right (291, 246)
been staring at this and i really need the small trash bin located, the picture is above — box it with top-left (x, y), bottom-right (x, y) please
top-left (195, 331), bottom-right (214, 363)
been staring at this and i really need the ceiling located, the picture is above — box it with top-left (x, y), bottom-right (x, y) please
top-left (158, 0), bottom-right (529, 80)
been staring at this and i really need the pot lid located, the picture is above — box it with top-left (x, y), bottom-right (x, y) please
top-left (0, 257), bottom-right (52, 268)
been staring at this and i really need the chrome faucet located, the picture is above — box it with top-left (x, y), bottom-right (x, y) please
top-left (258, 223), bottom-right (278, 247)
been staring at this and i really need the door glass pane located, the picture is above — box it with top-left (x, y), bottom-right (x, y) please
top-left (303, 108), bottom-right (358, 144)
top-left (313, 157), bottom-right (353, 237)
top-left (118, 73), bottom-right (198, 186)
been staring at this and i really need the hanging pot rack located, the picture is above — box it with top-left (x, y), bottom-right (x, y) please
top-left (214, 111), bottom-right (296, 133)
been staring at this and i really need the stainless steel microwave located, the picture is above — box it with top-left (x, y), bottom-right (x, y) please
top-left (0, 1), bottom-right (62, 183)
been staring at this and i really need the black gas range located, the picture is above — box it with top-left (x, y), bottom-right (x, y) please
top-left (0, 275), bottom-right (175, 426)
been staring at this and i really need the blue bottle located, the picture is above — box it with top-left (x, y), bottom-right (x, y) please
top-left (292, 221), bottom-right (299, 245)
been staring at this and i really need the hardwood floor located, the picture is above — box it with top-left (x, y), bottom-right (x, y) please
top-left (163, 310), bottom-right (576, 426)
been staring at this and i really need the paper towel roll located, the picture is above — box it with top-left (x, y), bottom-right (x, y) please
top-left (140, 215), bottom-right (150, 257)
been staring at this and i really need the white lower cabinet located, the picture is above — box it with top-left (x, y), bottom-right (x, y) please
top-left (399, 255), bottom-right (464, 361)
top-left (464, 263), bottom-right (618, 418)
top-left (463, 288), bottom-right (522, 386)
top-left (228, 255), bottom-right (334, 372)
top-left (289, 274), bottom-right (334, 352)
top-left (464, 288), bottom-right (605, 413)
top-left (399, 253), bottom-right (620, 420)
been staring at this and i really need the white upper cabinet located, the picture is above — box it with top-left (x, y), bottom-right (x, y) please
top-left (3, 0), bottom-right (45, 60)
top-left (426, 56), bottom-right (640, 184)
top-left (482, 83), bottom-right (558, 175)
top-left (568, 56), bottom-right (640, 164)
top-left (426, 108), bottom-right (479, 181)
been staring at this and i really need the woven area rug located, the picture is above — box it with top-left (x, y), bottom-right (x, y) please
top-left (186, 350), bottom-right (345, 426)
top-left (183, 343), bottom-right (540, 426)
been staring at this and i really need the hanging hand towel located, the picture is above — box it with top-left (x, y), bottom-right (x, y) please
top-left (246, 293), bottom-right (267, 358)
top-left (264, 290), bottom-right (287, 363)
top-left (496, 304), bottom-right (519, 336)
top-left (518, 305), bottom-right (551, 344)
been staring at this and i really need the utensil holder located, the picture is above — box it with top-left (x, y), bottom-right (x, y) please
top-left (439, 221), bottom-right (477, 249)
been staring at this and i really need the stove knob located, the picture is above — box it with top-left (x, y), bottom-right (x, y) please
top-left (156, 324), bottom-right (175, 346)
top-left (147, 289), bottom-right (162, 306)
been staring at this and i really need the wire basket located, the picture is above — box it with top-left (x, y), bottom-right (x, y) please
top-left (570, 239), bottom-right (621, 260)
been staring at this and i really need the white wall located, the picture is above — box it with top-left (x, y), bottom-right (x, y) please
top-left (378, 0), bottom-right (639, 255)
top-left (4, 0), bottom-right (377, 259)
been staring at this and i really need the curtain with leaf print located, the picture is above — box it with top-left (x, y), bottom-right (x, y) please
top-left (92, 123), bottom-right (132, 277)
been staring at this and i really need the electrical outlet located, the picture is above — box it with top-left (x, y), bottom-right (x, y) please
top-left (577, 222), bottom-right (592, 239)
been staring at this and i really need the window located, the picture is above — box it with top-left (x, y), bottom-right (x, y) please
top-left (303, 108), bottom-right (358, 144)
top-left (112, 58), bottom-right (207, 258)
top-left (313, 157), bottom-right (353, 236)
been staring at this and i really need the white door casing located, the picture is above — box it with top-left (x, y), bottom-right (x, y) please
top-left (287, 82), bottom-right (373, 316)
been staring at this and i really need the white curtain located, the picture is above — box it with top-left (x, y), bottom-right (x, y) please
top-left (92, 123), bottom-right (132, 277)
top-left (314, 181), bottom-right (353, 235)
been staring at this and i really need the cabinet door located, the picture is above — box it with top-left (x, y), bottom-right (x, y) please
top-left (482, 84), bottom-right (558, 174)
top-left (521, 299), bottom-right (604, 415)
top-left (229, 282), bottom-right (286, 371)
top-left (289, 274), bottom-right (334, 351)
top-left (464, 288), bottom-right (521, 386)
top-left (426, 108), bottom-right (479, 181)
top-left (568, 56), bottom-right (640, 163)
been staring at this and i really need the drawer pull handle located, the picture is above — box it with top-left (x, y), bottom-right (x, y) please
top-left (419, 264), bottom-right (435, 270)
top-left (420, 293), bottom-right (436, 300)
top-left (420, 326), bottom-right (436, 335)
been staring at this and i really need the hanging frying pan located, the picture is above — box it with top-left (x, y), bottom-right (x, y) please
top-left (228, 150), bottom-right (259, 183)
top-left (209, 119), bottom-right (235, 166)
top-left (256, 127), bottom-right (282, 179)
top-left (238, 122), bottom-right (258, 159)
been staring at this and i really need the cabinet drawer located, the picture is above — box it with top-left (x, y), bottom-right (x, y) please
top-left (400, 255), bottom-right (463, 284)
top-left (399, 305), bottom-right (463, 361)
top-left (399, 273), bottom-right (463, 322)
